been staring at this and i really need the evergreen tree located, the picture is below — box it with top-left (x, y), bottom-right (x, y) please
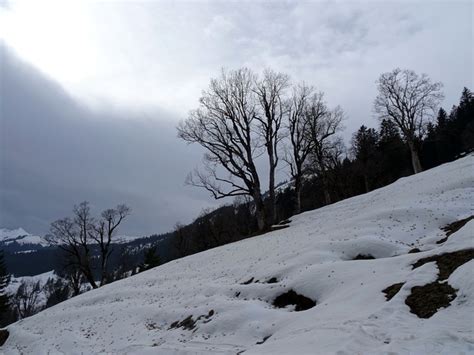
top-left (351, 125), bottom-right (379, 192)
top-left (138, 247), bottom-right (161, 272)
top-left (455, 88), bottom-right (474, 153)
top-left (0, 251), bottom-right (10, 315)
top-left (436, 107), bottom-right (448, 131)
top-left (377, 119), bottom-right (410, 185)
top-left (379, 119), bottom-right (401, 143)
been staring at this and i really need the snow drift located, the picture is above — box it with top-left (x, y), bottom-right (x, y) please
top-left (2, 156), bottom-right (473, 354)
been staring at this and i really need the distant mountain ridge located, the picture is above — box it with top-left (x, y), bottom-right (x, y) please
top-left (0, 227), bottom-right (146, 248)
top-left (0, 228), bottom-right (53, 247)
top-left (0, 227), bottom-right (173, 277)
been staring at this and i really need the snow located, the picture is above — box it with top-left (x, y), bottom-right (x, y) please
top-left (13, 250), bottom-right (36, 254)
top-left (113, 235), bottom-right (149, 243)
top-left (0, 228), bottom-right (51, 247)
top-left (5, 271), bottom-right (57, 309)
top-left (0, 228), bottom-right (142, 247)
top-left (0, 228), bottom-right (29, 240)
top-left (5, 271), bottom-right (57, 294)
top-left (2, 156), bottom-right (474, 354)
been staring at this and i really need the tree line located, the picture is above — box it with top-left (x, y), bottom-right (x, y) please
top-left (178, 67), bottom-right (459, 233)
top-left (172, 69), bottom-right (472, 258)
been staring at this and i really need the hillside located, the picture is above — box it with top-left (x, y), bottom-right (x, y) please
top-left (2, 156), bottom-right (473, 354)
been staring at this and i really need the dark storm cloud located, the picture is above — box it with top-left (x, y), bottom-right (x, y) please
top-left (1, 1), bottom-right (472, 236)
top-left (0, 47), bottom-right (215, 236)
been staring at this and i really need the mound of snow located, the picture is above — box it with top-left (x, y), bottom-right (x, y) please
top-left (3, 156), bottom-right (474, 354)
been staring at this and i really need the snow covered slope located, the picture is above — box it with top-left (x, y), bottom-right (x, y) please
top-left (3, 156), bottom-right (474, 354)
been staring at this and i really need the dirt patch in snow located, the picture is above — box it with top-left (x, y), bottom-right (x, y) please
top-left (412, 249), bottom-right (474, 280)
top-left (256, 335), bottom-right (271, 345)
top-left (437, 215), bottom-right (474, 244)
top-left (0, 329), bottom-right (8, 346)
top-left (405, 282), bottom-right (457, 318)
top-left (169, 310), bottom-right (214, 331)
top-left (241, 277), bottom-right (256, 285)
top-left (406, 248), bottom-right (474, 318)
top-left (353, 254), bottom-right (375, 260)
top-left (265, 277), bottom-right (278, 284)
top-left (382, 282), bottom-right (404, 301)
top-left (240, 276), bottom-right (278, 285)
top-left (408, 248), bottom-right (421, 254)
top-left (272, 290), bottom-right (316, 311)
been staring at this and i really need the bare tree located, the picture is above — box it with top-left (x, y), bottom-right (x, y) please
top-left (374, 68), bottom-right (444, 173)
top-left (12, 280), bottom-right (43, 319)
top-left (60, 265), bottom-right (84, 296)
top-left (51, 201), bottom-right (130, 289)
top-left (284, 84), bottom-right (317, 214)
top-left (51, 202), bottom-right (98, 289)
top-left (90, 204), bottom-right (131, 286)
top-left (177, 68), bottom-right (268, 230)
top-left (254, 69), bottom-right (290, 224)
top-left (306, 99), bottom-right (344, 205)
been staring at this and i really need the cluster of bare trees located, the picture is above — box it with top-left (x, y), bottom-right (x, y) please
top-left (11, 280), bottom-right (42, 319)
top-left (178, 68), bottom-right (345, 230)
top-left (50, 201), bottom-right (130, 290)
top-left (178, 67), bottom-right (444, 229)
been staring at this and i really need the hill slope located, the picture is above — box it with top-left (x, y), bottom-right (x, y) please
top-left (3, 156), bottom-right (474, 354)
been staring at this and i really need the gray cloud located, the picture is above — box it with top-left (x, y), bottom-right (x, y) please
top-left (0, 47), bottom-right (216, 236)
top-left (1, 1), bottom-right (472, 236)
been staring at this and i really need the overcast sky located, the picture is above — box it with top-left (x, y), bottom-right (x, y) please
top-left (0, 0), bottom-right (472, 236)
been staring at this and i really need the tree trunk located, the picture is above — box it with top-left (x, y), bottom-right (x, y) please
top-left (294, 176), bottom-right (302, 215)
top-left (363, 174), bottom-right (370, 193)
top-left (408, 141), bottom-right (422, 174)
top-left (268, 162), bottom-right (276, 226)
top-left (253, 193), bottom-right (266, 231)
top-left (69, 272), bottom-right (81, 296)
top-left (321, 173), bottom-right (331, 205)
top-left (100, 260), bottom-right (108, 286)
top-left (84, 269), bottom-right (98, 289)
top-left (323, 188), bottom-right (331, 205)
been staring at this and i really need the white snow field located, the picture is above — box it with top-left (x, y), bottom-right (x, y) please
top-left (2, 156), bottom-right (474, 354)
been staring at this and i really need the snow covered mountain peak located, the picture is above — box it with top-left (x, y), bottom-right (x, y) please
top-left (0, 228), bottom-right (51, 247)
top-left (0, 227), bottom-right (29, 239)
